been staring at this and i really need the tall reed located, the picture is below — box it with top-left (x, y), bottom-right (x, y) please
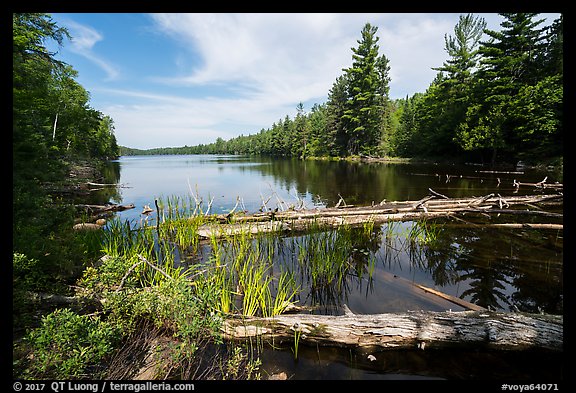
top-left (190, 225), bottom-right (300, 318)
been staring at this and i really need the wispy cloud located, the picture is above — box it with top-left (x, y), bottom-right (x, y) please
top-left (96, 86), bottom-right (301, 148)
top-left (378, 13), bottom-right (456, 94)
top-left (147, 13), bottom-right (458, 102)
top-left (64, 20), bottom-right (121, 81)
top-left (62, 13), bottom-right (560, 149)
top-left (98, 13), bottom-right (463, 149)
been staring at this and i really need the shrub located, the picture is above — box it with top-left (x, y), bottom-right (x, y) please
top-left (21, 308), bottom-right (121, 379)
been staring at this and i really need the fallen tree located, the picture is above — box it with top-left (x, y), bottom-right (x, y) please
top-left (513, 176), bottom-right (563, 191)
top-left (73, 203), bottom-right (136, 229)
top-left (199, 192), bottom-right (562, 238)
top-left (221, 307), bottom-right (563, 352)
top-left (75, 203), bottom-right (135, 214)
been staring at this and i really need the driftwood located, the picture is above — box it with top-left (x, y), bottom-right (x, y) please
top-left (197, 221), bottom-right (289, 238)
top-left (73, 222), bottom-right (104, 231)
top-left (73, 203), bottom-right (135, 228)
top-left (376, 269), bottom-right (485, 312)
top-left (76, 203), bottom-right (135, 214)
top-left (73, 204), bottom-right (135, 230)
top-left (29, 291), bottom-right (86, 306)
top-left (28, 291), bottom-right (102, 315)
top-left (513, 177), bottom-right (563, 190)
top-left (199, 193), bottom-right (562, 238)
top-left (31, 287), bottom-right (562, 353)
top-left (456, 223), bottom-right (562, 230)
top-left (477, 170), bottom-right (525, 175)
top-left (85, 182), bottom-right (125, 187)
top-left (221, 308), bottom-right (563, 352)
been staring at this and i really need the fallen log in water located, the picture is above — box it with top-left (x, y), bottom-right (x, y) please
top-left (199, 193), bottom-right (562, 238)
top-left (73, 203), bottom-right (136, 229)
top-left (376, 269), bottom-right (485, 312)
top-left (221, 308), bottom-right (563, 352)
top-left (513, 176), bottom-right (563, 190)
top-left (73, 222), bottom-right (105, 231)
top-left (197, 221), bottom-right (289, 238)
top-left (76, 203), bottom-right (135, 214)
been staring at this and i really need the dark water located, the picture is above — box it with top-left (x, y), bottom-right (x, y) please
top-left (96, 155), bottom-right (563, 380)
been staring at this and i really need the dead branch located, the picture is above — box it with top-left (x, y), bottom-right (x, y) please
top-left (85, 182), bottom-right (127, 187)
top-left (428, 188), bottom-right (449, 199)
top-left (480, 223), bottom-right (562, 230)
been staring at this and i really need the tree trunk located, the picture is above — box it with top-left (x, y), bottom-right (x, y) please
top-left (52, 112), bottom-right (59, 141)
top-left (221, 309), bottom-right (562, 352)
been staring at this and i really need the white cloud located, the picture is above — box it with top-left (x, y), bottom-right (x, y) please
top-left (147, 13), bottom-right (464, 101)
top-left (377, 14), bottom-right (456, 97)
top-left (149, 14), bottom-right (362, 97)
top-left (99, 87), bottom-right (297, 149)
top-left (88, 13), bottom-right (560, 149)
top-left (107, 13), bottom-right (465, 148)
top-left (64, 20), bottom-right (121, 81)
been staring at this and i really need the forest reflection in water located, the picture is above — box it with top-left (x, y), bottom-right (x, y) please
top-left (96, 155), bottom-right (562, 379)
top-left (183, 214), bottom-right (562, 316)
top-left (97, 155), bottom-right (562, 315)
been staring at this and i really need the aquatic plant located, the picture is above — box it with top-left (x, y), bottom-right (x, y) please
top-left (266, 269), bottom-right (300, 317)
top-left (292, 323), bottom-right (302, 360)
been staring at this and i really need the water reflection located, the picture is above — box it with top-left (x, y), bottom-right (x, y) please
top-left (99, 155), bottom-right (562, 316)
top-left (105, 155), bottom-right (563, 215)
top-left (258, 344), bottom-right (563, 380)
top-left (432, 221), bottom-right (562, 314)
top-left (374, 219), bottom-right (562, 314)
top-left (96, 155), bottom-right (562, 379)
top-left (274, 223), bottom-right (382, 314)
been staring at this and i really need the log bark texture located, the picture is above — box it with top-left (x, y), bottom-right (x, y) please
top-left (221, 309), bottom-right (563, 352)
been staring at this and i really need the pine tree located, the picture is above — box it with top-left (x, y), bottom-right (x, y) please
top-left (457, 13), bottom-right (550, 164)
top-left (415, 14), bottom-right (486, 158)
top-left (434, 14), bottom-right (486, 86)
top-left (307, 103), bottom-right (328, 157)
top-left (291, 102), bottom-right (309, 158)
top-left (342, 23), bottom-right (390, 156)
top-left (325, 75), bottom-right (349, 156)
top-left (392, 94), bottom-right (422, 157)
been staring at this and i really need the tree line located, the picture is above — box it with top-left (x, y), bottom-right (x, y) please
top-left (123, 13), bottom-right (562, 166)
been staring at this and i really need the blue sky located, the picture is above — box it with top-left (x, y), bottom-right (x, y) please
top-left (48, 13), bottom-right (561, 150)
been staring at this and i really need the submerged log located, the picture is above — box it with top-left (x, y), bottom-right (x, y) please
top-left (197, 221), bottom-right (289, 238)
top-left (221, 309), bottom-right (563, 352)
top-left (74, 203), bottom-right (135, 224)
top-left (377, 269), bottom-right (485, 311)
top-left (466, 223), bottom-right (562, 230)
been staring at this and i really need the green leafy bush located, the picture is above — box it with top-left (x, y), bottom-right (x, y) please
top-left (21, 308), bottom-right (121, 379)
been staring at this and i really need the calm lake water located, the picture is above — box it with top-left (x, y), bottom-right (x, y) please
top-left (96, 155), bottom-right (563, 380)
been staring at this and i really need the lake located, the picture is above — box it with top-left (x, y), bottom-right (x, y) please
top-left (96, 155), bottom-right (563, 380)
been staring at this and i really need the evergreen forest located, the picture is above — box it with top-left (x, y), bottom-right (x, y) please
top-left (122, 14), bottom-right (563, 167)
